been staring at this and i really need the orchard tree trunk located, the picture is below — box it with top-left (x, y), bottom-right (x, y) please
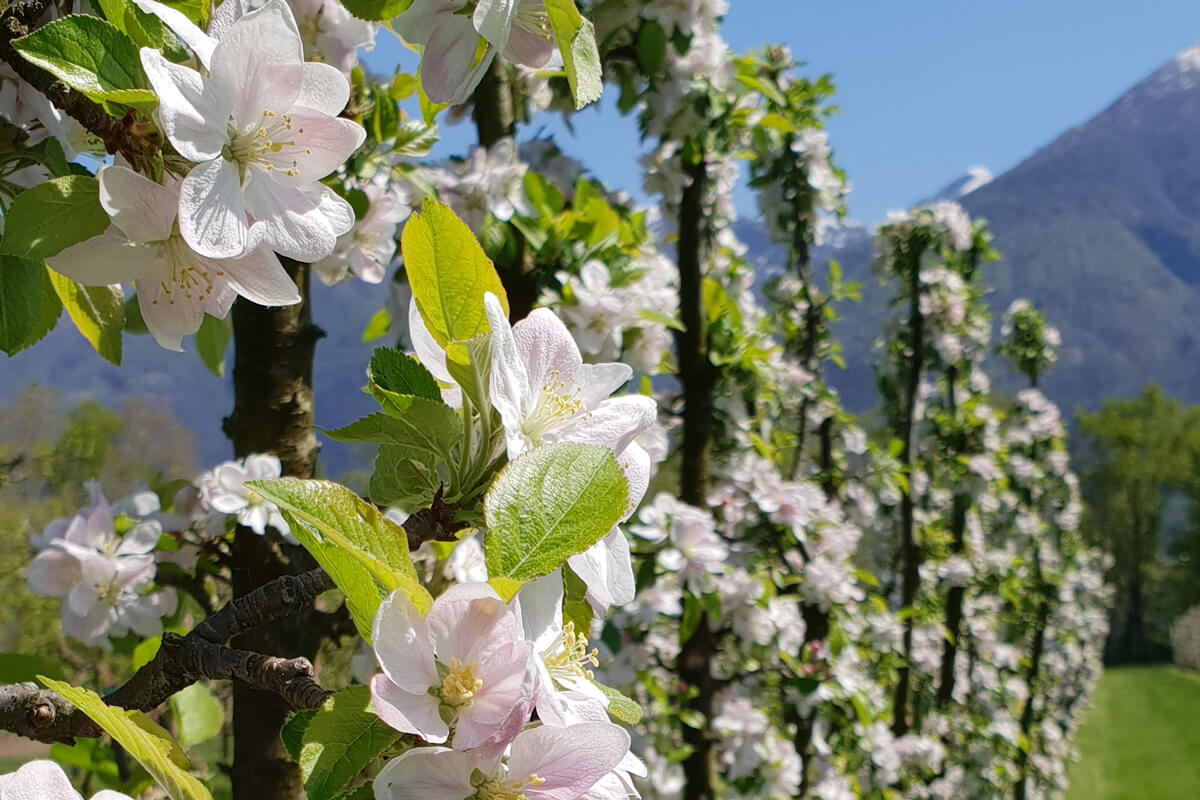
top-left (223, 260), bottom-right (326, 800)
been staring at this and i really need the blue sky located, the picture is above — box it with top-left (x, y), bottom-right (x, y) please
top-left (366, 1), bottom-right (1200, 223)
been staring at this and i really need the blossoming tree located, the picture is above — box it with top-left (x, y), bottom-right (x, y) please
top-left (0, 1), bottom-right (1110, 800)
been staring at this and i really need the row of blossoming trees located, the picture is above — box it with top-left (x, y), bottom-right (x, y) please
top-left (0, 0), bottom-right (1109, 799)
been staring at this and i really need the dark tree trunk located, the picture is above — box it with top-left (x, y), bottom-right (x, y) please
top-left (223, 260), bottom-right (327, 800)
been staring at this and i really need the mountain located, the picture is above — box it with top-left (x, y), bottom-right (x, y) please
top-left (8, 45), bottom-right (1200, 472)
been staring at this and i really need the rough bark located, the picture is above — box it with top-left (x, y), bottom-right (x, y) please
top-left (892, 246), bottom-right (926, 737)
top-left (223, 260), bottom-right (328, 800)
top-left (673, 154), bottom-right (718, 800)
top-left (935, 369), bottom-right (970, 707)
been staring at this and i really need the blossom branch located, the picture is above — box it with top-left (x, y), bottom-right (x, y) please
top-left (0, 569), bottom-right (334, 745)
top-left (0, 0), bottom-right (158, 163)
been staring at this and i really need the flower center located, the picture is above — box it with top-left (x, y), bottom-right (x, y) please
top-left (541, 620), bottom-right (599, 684)
top-left (440, 658), bottom-right (483, 707)
top-left (473, 774), bottom-right (545, 800)
top-left (223, 110), bottom-right (309, 179)
top-left (514, 3), bottom-right (552, 40)
top-left (521, 370), bottom-right (585, 442)
top-left (95, 573), bottom-right (125, 607)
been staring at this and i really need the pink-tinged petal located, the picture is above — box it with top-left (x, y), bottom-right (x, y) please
top-left (453, 640), bottom-right (539, 754)
top-left (210, 0), bottom-right (304, 129)
top-left (116, 521), bottom-right (162, 556)
top-left (208, 248), bottom-right (299, 308)
top-left (61, 604), bottom-right (115, 649)
top-left (133, 0), bottom-right (216, 68)
top-left (243, 171), bottom-right (336, 261)
top-left (503, 22), bottom-right (557, 69)
top-left (558, 395), bottom-right (657, 454)
top-left (420, 16), bottom-right (493, 105)
top-left (68, 559), bottom-right (113, 616)
top-left (567, 526), bottom-right (634, 611)
top-left (87, 500), bottom-right (115, 542)
top-left (140, 49), bottom-right (227, 162)
top-left (392, 0), bottom-right (464, 46)
top-left (179, 157), bottom-right (250, 259)
top-left (372, 590), bottom-right (438, 692)
top-left (575, 363), bottom-right (633, 408)
top-left (517, 570), bottom-right (563, 653)
top-left (513, 308), bottom-right (583, 392)
top-left (427, 583), bottom-right (519, 665)
top-left (507, 723), bottom-right (631, 800)
top-left (258, 112), bottom-right (364, 183)
top-left (26, 550), bottom-right (81, 597)
top-left (297, 61), bottom-right (351, 116)
top-left (48, 229), bottom-right (160, 286)
top-left (135, 271), bottom-right (207, 352)
top-left (373, 747), bottom-right (477, 800)
top-left (99, 166), bottom-right (178, 244)
top-left (369, 674), bottom-right (447, 742)
top-left (0, 760), bottom-right (84, 800)
top-left (577, 772), bottom-right (633, 800)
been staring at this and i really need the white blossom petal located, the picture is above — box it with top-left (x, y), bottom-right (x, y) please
top-left (180, 157), bottom-right (250, 259)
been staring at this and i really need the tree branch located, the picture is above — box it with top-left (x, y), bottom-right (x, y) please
top-left (0, 2), bottom-right (158, 164)
top-left (0, 569), bottom-right (335, 745)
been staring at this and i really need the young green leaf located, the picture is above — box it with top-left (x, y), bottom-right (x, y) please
top-left (169, 684), bottom-right (224, 748)
top-left (281, 709), bottom-right (317, 762)
top-left (593, 681), bottom-right (643, 725)
top-left (195, 313), bottom-right (230, 378)
top-left (545, 0), bottom-right (603, 109)
top-left (39, 678), bottom-right (213, 800)
top-left (47, 269), bottom-right (123, 365)
top-left (299, 686), bottom-right (401, 800)
top-left (368, 347), bottom-right (441, 402)
top-left (0, 256), bottom-right (55, 355)
top-left (14, 15), bottom-right (156, 106)
top-left (248, 478), bottom-right (432, 638)
top-left (483, 443), bottom-right (628, 585)
top-left (0, 175), bottom-right (111, 261)
top-left (401, 198), bottom-right (508, 366)
top-left (361, 308), bottom-right (390, 343)
top-left (340, 0), bottom-right (412, 22)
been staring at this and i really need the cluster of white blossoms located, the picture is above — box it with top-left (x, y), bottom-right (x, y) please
top-left (45, 0), bottom-right (366, 350)
top-left (313, 182), bottom-right (411, 286)
top-left (192, 453), bottom-right (292, 539)
top-left (26, 483), bottom-right (176, 650)
top-left (0, 760), bottom-right (132, 800)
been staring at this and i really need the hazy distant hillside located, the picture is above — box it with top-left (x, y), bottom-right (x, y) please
top-left (9, 44), bottom-right (1200, 471)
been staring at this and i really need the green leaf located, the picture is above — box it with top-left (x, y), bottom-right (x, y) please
top-left (169, 684), bottom-right (223, 748)
top-left (0, 653), bottom-right (66, 683)
top-left (483, 443), bottom-right (628, 584)
top-left (248, 478), bottom-right (432, 639)
top-left (594, 681), bottom-right (643, 725)
top-left (96, 0), bottom-right (165, 49)
top-left (0, 256), bottom-right (55, 355)
top-left (545, 0), bottom-right (603, 109)
top-left (39, 678), bottom-right (212, 800)
top-left (362, 308), bottom-right (390, 343)
top-left (636, 20), bottom-right (666, 73)
top-left (368, 348), bottom-right (441, 402)
top-left (132, 635), bottom-right (161, 670)
top-left (333, 786), bottom-right (375, 800)
top-left (47, 268), bottom-right (123, 365)
top-left (299, 686), bottom-right (401, 800)
top-left (124, 295), bottom-right (149, 334)
top-left (195, 313), bottom-right (230, 377)
top-left (14, 15), bottom-right (155, 105)
top-left (341, 0), bottom-right (411, 21)
top-left (401, 198), bottom-right (507, 367)
top-left (1, 175), bottom-right (110, 261)
top-left (282, 709), bottom-right (316, 761)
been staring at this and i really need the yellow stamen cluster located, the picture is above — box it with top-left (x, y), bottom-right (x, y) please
top-left (474, 774), bottom-right (545, 800)
top-left (543, 621), bottom-right (599, 682)
top-left (226, 109), bottom-right (302, 177)
top-left (521, 370), bottom-right (587, 441)
top-left (440, 658), bottom-right (484, 707)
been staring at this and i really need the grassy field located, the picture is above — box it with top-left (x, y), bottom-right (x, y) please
top-left (1067, 665), bottom-right (1200, 799)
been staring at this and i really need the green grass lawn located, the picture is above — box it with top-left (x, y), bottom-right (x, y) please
top-left (1067, 665), bottom-right (1200, 799)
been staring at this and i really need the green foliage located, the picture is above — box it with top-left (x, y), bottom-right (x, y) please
top-left (0, 257), bottom-right (58, 355)
top-left (13, 15), bottom-right (157, 107)
top-left (339, 0), bottom-right (411, 22)
top-left (0, 653), bottom-right (67, 683)
top-left (299, 686), bottom-right (401, 800)
top-left (0, 175), bottom-right (111, 261)
top-left (401, 198), bottom-right (508, 368)
top-left (170, 684), bottom-right (224, 748)
top-left (545, 0), bottom-right (603, 109)
top-left (248, 478), bottom-right (432, 639)
top-left (48, 269), bottom-right (124, 365)
top-left (483, 443), bottom-right (628, 598)
top-left (195, 314), bottom-right (230, 378)
top-left (40, 678), bottom-right (213, 800)
top-left (368, 347), bottom-right (441, 405)
top-left (361, 308), bottom-right (390, 343)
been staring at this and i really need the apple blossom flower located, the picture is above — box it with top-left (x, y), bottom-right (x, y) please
top-left (0, 760), bottom-right (133, 800)
top-left (48, 165), bottom-right (299, 351)
top-left (312, 183), bottom-right (410, 285)
top-left (26, 487), bottom-right (177, 650)
top-left (373, 722), bottom-right (630, 800)
top-left (369, 583), bottom-right (539, 754)
top-left (473, 0), bottom-right (560, 71)
top-left (140, 0), bottom-right (365, 260)
top-left (195, 453), bottom-right (291, 538)
top-left (393, 0), bottom-right (495, 105)
top-left (288, 0), bottom-right (376, 72)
